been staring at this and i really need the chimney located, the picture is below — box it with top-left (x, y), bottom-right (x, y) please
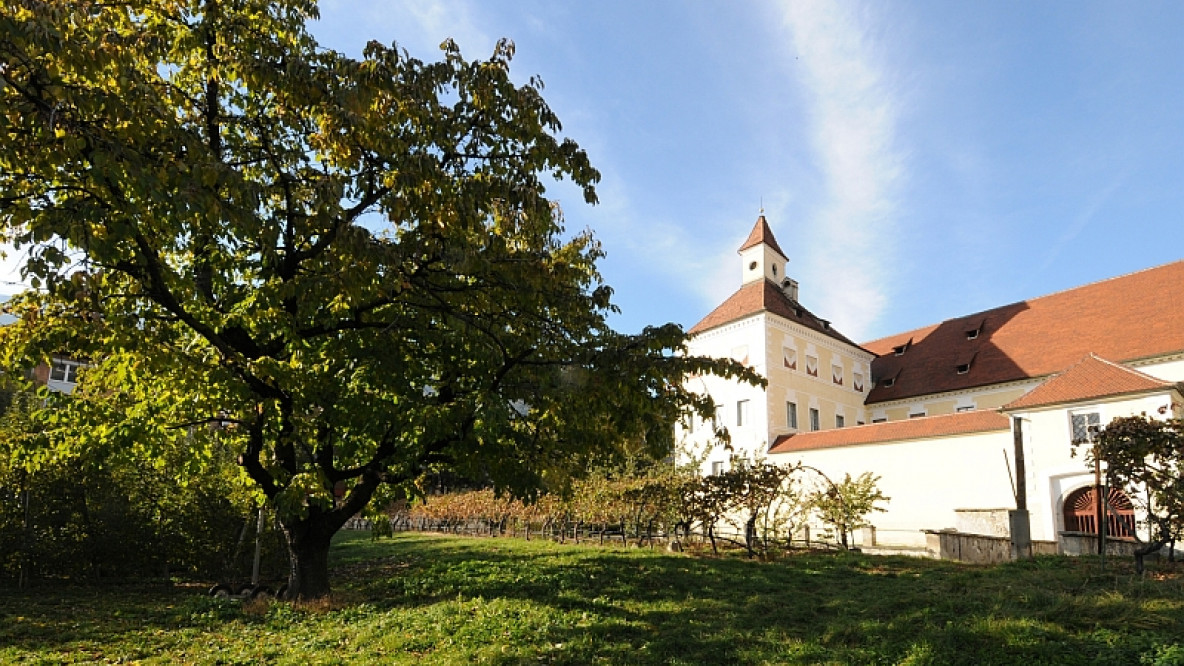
top-left (781, 277), bottom-right (799, 302)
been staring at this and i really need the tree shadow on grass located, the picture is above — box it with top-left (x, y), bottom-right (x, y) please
top-left (2, 533), bottom-right (1181, 664)
top-left (330, 533), bottom-right (1184, 664)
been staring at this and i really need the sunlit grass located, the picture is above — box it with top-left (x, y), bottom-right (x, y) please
top-left (1, 531), bottom-right (1182, 664)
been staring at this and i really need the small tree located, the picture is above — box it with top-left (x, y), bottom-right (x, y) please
top-left (1085, 414), bottom-right (1184, 571)
top-left (808, 471), bottom-right (889, 550)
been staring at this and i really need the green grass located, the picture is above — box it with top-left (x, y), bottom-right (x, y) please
top-left (2, 532), bottom-right (1183, 664)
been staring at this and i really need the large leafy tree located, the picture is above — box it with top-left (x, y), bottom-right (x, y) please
top-left (0, 0), bottom-right (755, 598)
top-left (1087, 414), bottom-right (1183, 571)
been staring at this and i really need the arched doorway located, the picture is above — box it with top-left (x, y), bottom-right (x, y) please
top-left (1063, 486), bottom-right (1136, 538)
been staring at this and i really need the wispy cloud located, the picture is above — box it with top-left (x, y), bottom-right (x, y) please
top-left (1038, 173), bottom-right (1125, 272)
top-left (773, 0), bottom-right (904, 341)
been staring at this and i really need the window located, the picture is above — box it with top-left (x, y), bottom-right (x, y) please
top-left (853, 372), bottom-right (864, 392)
top-left (736, 400), bottom-right (749, 427)
top-left (1071, 412), bottom-right (1101, 443)
top-left (713, 405), bottom-right (724, 429)
top-left (872, 418), bottom-right (887, 424)
top-left (711, 461), bottom-right (725, 476)
top-left (892, 338), bottom-right (913, 356)
top-left (50, 360), bottom-right (80, 384)
top-left (805, 355), bottom-right (819, 377)
top-left (909, 411), bottom-right (926, 419)
top-left (809, 408), bottom-right (820, 431)
top-left (782, 347), bottom-right (797, 370)
top-left (881, 377), bottom-right (895, 388)
top-left (857, 421), bottom-right (865, 426)
top-left (832, 364), bottom-right (844, 386)
top-left (786, 401), bottom-right (798, 429)
top-left (836, 414), bottom-right (845, 428)
top-left (956, 405), bottom-right (975, 413)
top-left (956, 363), bottom-right (971, 374)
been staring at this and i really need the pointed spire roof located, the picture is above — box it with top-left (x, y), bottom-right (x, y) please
top-left (738, 215), bottom-right (787, 259)
top-left (1003, 353), bottom-right (1178, 411)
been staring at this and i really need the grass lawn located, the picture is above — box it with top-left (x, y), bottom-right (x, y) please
top-left (2, 531), bottom-right (1183, 665)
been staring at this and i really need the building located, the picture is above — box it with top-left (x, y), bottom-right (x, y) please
top-left (679, 215), bottom-right (1184, 553)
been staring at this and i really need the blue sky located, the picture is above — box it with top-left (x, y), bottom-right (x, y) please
top-left (5, 1), bottom-right (1181, 344)
top-left (310, 0), bottom-right (1184, 343)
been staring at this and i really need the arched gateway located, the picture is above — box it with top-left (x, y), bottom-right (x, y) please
top-left (1063, 486), bottom-right (1137, 538)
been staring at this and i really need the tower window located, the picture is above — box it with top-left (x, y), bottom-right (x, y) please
top-left (749, 261), bottom-right (757, 270)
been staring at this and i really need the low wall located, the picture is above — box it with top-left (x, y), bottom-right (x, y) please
top-left (925, 530), bottom-right (1058, 564)
top-left (954, 508), bottom-right (1011, 538)
top-left (1058, 532), bottom-right (1143, 557)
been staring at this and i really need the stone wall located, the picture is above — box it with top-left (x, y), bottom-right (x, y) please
top-left (954, 508), bottom-right (1011, 537)
top-left (925, 530), bottom-right (1057, 564)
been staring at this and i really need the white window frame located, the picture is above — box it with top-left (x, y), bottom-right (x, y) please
top-left (786, 401), bottom-right (798, 430)
top-left (50, 359), bottom-right (81, 384)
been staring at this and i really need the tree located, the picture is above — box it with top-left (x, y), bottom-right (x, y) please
top-left (0, 0), bottom-right (757, 598)
top-left (1086, 414), bottom-right (1184, 571)
top-left (808, 471), bottom-right (889, 550)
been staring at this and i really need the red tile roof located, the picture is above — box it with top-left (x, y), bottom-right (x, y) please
top-left (863, 261), bottom-right (1184, 405)
top-left (687, 279), bottom-right (861, 347)
top-left (1003, 353), bottom-right (1177, 411)
top-left (768, 410), bottom-right (1010, 454)
top-left (738, 215), bottom-right (787, 259)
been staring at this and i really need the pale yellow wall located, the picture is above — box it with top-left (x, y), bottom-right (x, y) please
top-left (766, 318), bottom-right (874, 437)
top-left (868, 382), bottom-right (1037, 423)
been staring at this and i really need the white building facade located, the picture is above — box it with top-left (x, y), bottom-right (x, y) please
top-left (682, 215), bottom-right (1184, 553)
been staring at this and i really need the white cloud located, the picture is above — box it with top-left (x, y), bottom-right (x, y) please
top-left (773, 0), bottom-right (904, 341)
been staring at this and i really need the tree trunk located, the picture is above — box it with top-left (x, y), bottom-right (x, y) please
top-left (281, 515), bottom-right (335, 600)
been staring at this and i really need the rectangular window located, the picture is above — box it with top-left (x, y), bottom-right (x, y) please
top-left (832, 364), bottom-right (844, 386)
top-left (872, 418), bottom-right (887, 424)
top-left (1070, 412), bottom-right (1101, 443)
top-left (809, 408), bottom-right (820, 431)
top-left (786, 401), bottom-right (798, 429)
top-left (711, 461), bottom-right (725, 476)
top-left (50, 360), bottom-right (79, 384)
top-left (783, 347), bottom-right (797, 370)
top-left (836, 414), bottom-right (845, 428)
top-left (736, 400), bottom-right (749, 427)
top-left (853, 372), bottom-right (864, 392)
top-left (805, 355), bottom-right (819, 377)
top-left (956, 405), bottom-right (974, 413)
top-left (909, 411), bottom-right (925, 419)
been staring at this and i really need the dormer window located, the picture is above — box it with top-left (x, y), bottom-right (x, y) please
top-left (882, 377), bottom-right (895, 388)
top-left (892, 338), bottom-right (913, 356)
top-left (955, 352), bottom-right (977, 375)
top-left (964, 318), bottom-right (985, 340)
